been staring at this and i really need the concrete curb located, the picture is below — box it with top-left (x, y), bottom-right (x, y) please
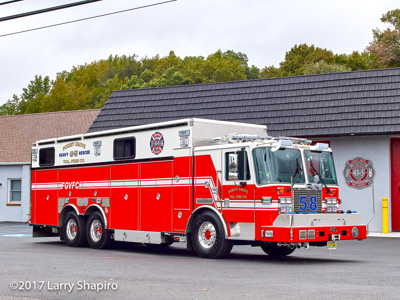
top-left (368, 232), bottom-right (400, 238)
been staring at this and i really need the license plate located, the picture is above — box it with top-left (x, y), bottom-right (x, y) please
top-left (327, 241), bottom-right (337, 250)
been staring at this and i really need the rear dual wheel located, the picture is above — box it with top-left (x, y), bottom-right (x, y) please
top-left (63, 212), bottom-right (87, 247)
top-left (86, 211), bottom-right (113, 249)
top-left (62, 211), bottom-right (112, 249)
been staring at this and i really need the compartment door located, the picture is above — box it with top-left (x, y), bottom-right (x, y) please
top-left (140, 161), bottom-right (173, 232)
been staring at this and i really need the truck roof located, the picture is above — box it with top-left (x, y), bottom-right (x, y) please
top-left (33, 118), bottom-right (267, 146)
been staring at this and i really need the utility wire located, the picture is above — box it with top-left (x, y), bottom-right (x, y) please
top-left (0, 0), bottom-right (23, 6)
top-left (0, 0), bottom-right (102, 22)
top-left (0, 0), bottom-right (177, 38)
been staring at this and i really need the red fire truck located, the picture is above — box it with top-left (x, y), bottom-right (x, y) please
top-left (30, 118), bottom-right (367, 258)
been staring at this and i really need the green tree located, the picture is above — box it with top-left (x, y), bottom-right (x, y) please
top-left (261, 44), bottom-right (338, 78)
top-left (279, 44), bottom-right (336, 76)
top-left (140, 69), bottom-right (157, 83)
top-left (303, 61), bottom-right (351, 74)
top-left (15, 75), bottom-right (52, 114)
top-left (260, 65), bottom-right (283, 78)
top-left (203, 50), bottom-right (247, 82)
top-left (338, 51), bottom-right (379, 71)
top-left (223, 50), bottom-right (260, 79)
top-left (181, 56), bottom-right (206, 84)
top-left (367, 9), bottom-right (400, 67)
top-left (0, 94), bottom-right (21, 115)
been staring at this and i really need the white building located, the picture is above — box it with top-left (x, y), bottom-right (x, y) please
top-left (88, 68), bottom-right (400, 232)
top-left (0, 110), bottom-right (99, 222)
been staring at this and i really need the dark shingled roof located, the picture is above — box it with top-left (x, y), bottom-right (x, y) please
top-left (87, 68), bottom-right (400, 137)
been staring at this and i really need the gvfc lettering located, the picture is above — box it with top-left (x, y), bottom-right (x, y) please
top-left (61, 182), bottom-right (80, 189)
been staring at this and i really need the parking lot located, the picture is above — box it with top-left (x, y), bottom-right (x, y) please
top-left (0, 222), bottom-right (399, 300)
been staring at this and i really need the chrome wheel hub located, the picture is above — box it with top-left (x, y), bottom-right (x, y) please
top-left (90, 219), bottom-right (102, 242)
top-left (66, 219), bottom-right (77, 240)
top-left (198, 221), bottom-right (216, 248)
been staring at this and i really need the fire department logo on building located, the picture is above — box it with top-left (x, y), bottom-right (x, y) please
top-left (150, 132), bottom-right (164, 155)
top-left (343, 157), bottom-right (374, 189)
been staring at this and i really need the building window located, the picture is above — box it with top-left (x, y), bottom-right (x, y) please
top-left (9, 179), bottom-right (21, 203)
top-left (114, 137), bottom-right (136, 160)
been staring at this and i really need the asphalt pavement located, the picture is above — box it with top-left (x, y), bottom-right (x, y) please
top-left (0, 222), bottom-right (399, 300)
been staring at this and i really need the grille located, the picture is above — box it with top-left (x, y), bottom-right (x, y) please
top-left (293, 189), bottom-right (322, 213)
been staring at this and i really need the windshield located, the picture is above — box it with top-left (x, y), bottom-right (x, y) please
top-left (253, 147), bottom-right (305, 185)
top-left (304, 150), bottom-right (337, 185)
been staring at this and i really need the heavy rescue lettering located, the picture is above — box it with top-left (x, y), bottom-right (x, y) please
top-left (60, 182), bottom-right (80, 189)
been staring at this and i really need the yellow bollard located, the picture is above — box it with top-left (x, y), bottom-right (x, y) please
top-left (382, 197), bottom-right (388, 234)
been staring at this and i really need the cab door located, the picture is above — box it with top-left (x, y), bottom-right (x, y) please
top-left (221, 148), bottom-right (255, 225)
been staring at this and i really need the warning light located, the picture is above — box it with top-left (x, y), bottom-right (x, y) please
top-left (277, 187), bottom-right (286, 195)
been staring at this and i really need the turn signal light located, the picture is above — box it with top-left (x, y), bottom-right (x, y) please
top-left (277, 187), bottom-right (286, 195)
top-left (330, 189), bottom-right (338, 196)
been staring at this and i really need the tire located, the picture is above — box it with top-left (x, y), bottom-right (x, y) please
top-left (86, 211), bottom-right (113, 249)
top-left (63, 212), bottom-right (87, 247)
top-left (191, 211), bottom-right (233, 258)
top-left (260, 242), bottom-right (295, 257)
top-left (59, 227), bottom-right (65, 241)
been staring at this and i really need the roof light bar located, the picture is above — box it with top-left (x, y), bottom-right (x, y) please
top-left (315, 143), bottom-right (329, 150)
top-left (228, 134), bottom-right (311, 145)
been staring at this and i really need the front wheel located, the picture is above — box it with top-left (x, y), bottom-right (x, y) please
top-left (260, 242), bottom-right (295, 257)
top-left (191, 211), bottom-right (233, 258)
top-left (86, 211), bottom-right (113, 249)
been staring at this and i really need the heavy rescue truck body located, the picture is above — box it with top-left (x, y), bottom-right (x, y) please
top-left (30, 118), bottom-right (366, 258)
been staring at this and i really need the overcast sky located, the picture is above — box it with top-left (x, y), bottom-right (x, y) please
top-left (0, 0), bottom-right (398, 106)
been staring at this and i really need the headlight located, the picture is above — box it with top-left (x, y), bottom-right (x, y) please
top-left (326, 198), bottom-right (337, 204)
top-left (279, 206), bottom-right (292, 213)
top-left (279, 197), bottom-right (291, 204)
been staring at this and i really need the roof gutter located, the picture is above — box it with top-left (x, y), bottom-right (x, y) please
top-left (0, 162), bottom-right (30, 166)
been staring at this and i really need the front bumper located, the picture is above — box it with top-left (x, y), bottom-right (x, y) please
top-left (260, 213), bottom-right (367, 243)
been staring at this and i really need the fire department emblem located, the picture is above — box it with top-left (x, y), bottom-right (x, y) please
top-left (343, 157), bottom-right (374, 189)
top-left (150, 132), bottom-right (164, 155)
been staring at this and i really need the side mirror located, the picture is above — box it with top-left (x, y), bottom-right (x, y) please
top-left (228, 153), bottom-right (238, 180)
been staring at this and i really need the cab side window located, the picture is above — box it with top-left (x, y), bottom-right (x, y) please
top-left (225, 151), bottom-right (250, 181)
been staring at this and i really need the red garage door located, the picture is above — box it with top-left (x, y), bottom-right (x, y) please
top-left (390, 139), bottom-right (400, 231)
